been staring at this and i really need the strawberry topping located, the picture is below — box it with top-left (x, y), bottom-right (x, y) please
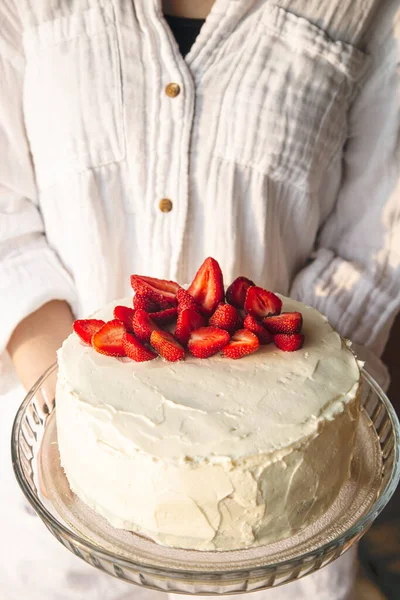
top-left (209, 303), bottom-right (241, 333)
top-left (226, 276), bottom-right (255, 309)
top-left (176, 287), bottom-right (202, 313)
top-left (222, 329), bottom-right (260, 359)
top-left (123, 333), bottom-right (157, 362)
top-left (132, 309), bottom-right (160, 342)
top-left (131, 275), bottom-right (179, 306)
top-left (244, 286), bottom-right (282, 319)
top-left (133, 294), bottom-right (160, 313)
top-left (274, 333), bottom-right (305, 352)
top-left (92, 319), bottom-right (126, 357)
top-left (243, 314), bottom-right (273, 344)
top-left (187, 257), bottom-right (224, 316)
top-left (187, 326), bottom-right (230, 359)
top-left (73, 319), bottom-right (105, 346)
top-left (175, 308), bottom-right (207, 346)
top-left (113, 306), bottom-right (135, 332)
top-left (150, 330), bottom-right (186, 362)
top-left (263, 312), bottom-right (303, 335)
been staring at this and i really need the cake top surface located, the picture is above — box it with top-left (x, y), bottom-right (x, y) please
top-left (58, 295), bottom-right (361, 462)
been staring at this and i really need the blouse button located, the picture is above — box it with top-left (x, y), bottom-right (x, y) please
top-left (159, 198), bottom-right (173, 213)
top-left (165, 83), bottom-right (181, 98)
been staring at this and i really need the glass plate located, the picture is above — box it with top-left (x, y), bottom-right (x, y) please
top-left (11, 365), bottom-right (400, 594)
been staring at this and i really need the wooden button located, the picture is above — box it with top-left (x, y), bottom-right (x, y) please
top-left (159, 198), bottom-right (173, 213)
top-left (165, 83), bottom-right (181, 98)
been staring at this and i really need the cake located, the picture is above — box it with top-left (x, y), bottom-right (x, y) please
top-left (56, 258), bottom-right (362, 551)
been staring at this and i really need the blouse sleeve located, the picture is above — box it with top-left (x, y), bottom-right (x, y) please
top-left (0, 8), bottom-right (77, 357)
top-left (290, 8), bottom-right (400, 386)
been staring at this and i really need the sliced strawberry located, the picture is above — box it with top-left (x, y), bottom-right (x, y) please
top-left (274, 333), bottom-right (305, 352)
top-left (176, 287), bottom-right (201, 313)
top-left (244, 286), bottom-right (282, 319)
top-left (113, 305), bottom-right (135, 332)
top-left (130, 275), bottom-right (179, 306)
top-left (264, 312), bottom-right (303, 334)
top-left (209, 303), bottom-right (241, 333)
top-left (222, 329), bottom-right (260, 359)
top-left (175, 308), bottom-right (207, 346)
top-left (226, 276), bottom-right (256, 309)
top-left (73, 319), bottom-right (105, 345)
top-left (187, 326), bottom-right (230, 359)
top-left (243, 314), bottom-right (273, 344)
top-left (150, 330), bottom-right (185, 362)
top-left (133, 294), bottom-right (160, 313)
top-left (187, 257), bottom-right (224, 316)
top-left (132, 309), bottom-right (160, 342)
top-left (122, 332), bottom-right (157, 362)
top-left (150, 306), bottom-right (178, 325)
top-left (92, 319), bottom-right (126, 357)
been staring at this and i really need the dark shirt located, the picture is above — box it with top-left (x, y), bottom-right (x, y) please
top-left (164, 14), bottom-right (205, 57)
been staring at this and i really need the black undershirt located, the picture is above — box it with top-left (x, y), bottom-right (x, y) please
top-left (164, 14), bottom-right (205, 57)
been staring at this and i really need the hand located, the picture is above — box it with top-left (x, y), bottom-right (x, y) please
top-left (7, 300), bottom-right (74, 397)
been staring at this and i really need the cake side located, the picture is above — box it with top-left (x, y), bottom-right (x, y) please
top-left (56, 294), bottom-right (362, 550)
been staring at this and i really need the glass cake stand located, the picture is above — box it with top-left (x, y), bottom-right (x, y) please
top-left (11, 365), bottom-right (400, 594)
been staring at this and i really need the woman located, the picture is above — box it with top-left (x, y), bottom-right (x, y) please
top-left (1, 0), bottom-right (399, 598)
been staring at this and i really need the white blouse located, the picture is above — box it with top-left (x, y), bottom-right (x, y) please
top-left (1, 0), bottom-right (400, 383)
top-left (1, 1), bottom-right (398, 597)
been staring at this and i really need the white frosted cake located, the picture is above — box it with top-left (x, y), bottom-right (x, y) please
top-left (56, 260), bottom-right (361, 551)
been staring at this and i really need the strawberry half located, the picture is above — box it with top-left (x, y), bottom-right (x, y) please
top-left (244, 286), bottom-right (282, 319)
top-left (175, 308), bottom-right (207, 346)
top-left (113, 305), bottom-right (135, 332)
top-left (209, 303), bottom-right (241, 333)
top-left (132, 309), bottom-right (160, 342)
top-left (226, 276), bottom-right (256, 309)
top-left (243, 314), bottom-right (273, 344)
top-left (130, 275), bottom-right (179, 306)
top-left (150, 306), bottom-right (178, 325)
top-left (122, 333), bottom-right (157, 362)
top-left (133, 294), bottom-right (160, 313)
top-left (263, 312), bottom-right (303, 334)
top-left (150, 330), bottom-right (186, 362)
top-left (92, 319), bottom-right (126, 357)
top-left (187, 326), bottom-right (230, 359)
top-left (176, 287), bottom-right (202, 313)
top-left (187, 257), bottom-right (224, 316)
top-left (222, 329), bottom-right (260, 359)
top-left (274, 333), bottom-right (305, 352)
top-left (73, 319), bottom-right (105, 345)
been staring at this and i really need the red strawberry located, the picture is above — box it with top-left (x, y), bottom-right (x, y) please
top-left (150, 306), bottom-right (178, 325)
top-left (263, 312), bottom-right (303, 334)
top-left (175, 308), bottom-right (207, 346)
top-left (73, 319), bottom-right (105, 345)
top-left (150, 330), bottom-right (186, 362)
top-left (243, 314), bottom-right (273, 344)
top-left (176, 288), bottom-right (201, 313)
top-left (122, 333), bottom-right (157, 362)
top-left (209, 303), bottom-right (241, 333)
top-left (226, 276), bottom-right (256, 309)
top-left (113, 305), bottom-right (135, 331)
top-left (133, 294), bottom-right (160, 313)
top-left (130, 275), bottom-right (179, 306)
top-left (222, 329), bottom-right (260, 359)
top-left (132, 309), bottom-right (160, 342)
top-left (92, 319), bottom-right (126, 357)
top-left (187, 326), bottom-right (230, 359)
top-left (244, 286), bottom-right (282, 319)
top-left (274, 333), bottom-right (305, 352)
top-left (187, 257), bottom-right (224, 316)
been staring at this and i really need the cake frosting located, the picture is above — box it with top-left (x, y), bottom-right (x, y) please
top-left (56, 295), bottom-right (361, 551)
